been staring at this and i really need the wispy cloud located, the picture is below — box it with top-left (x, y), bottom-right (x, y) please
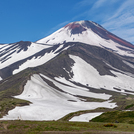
top-left (73, 0), bottom-right (134, 44)
top-left (101, 0), bottom-right (134, 44)
top-left (73, 0), bottom-right (120, 23)
top-left (74, 0), bottom-right (94, 9)
top-left (107, 0), bottom-right (134, 21)
top-left (44, 0), bottom-right (134, 44)
top-left (90, 0), bottom-right (107, 10)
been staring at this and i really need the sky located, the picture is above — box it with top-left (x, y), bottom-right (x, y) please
top-left (0, 0), bottom-right (134, 44)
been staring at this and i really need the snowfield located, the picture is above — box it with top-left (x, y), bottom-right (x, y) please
top-left (0, 74), bottom-right (116, 121)
top-left (69, 112), bottom-right (103, 122)
top-left (1, 55), bottom-right (134, 121)
top-left (69, 55), bottom-right (134, 94)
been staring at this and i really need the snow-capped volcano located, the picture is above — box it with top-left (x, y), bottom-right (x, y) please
top-left (37, 20), bottom-right (134, 57)
top-left (1, 20), bottom-right (134, 121)
top-left (1, 20), bottom-right (134, 82)
top-left (37, 20), bottom-right (107, 45)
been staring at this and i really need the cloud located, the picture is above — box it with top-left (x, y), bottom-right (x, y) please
top-left (90, 0), bottom-right (107, 10)
top-left (74, 0), bottom-right (94, 9)
top-left (107, 0), bottom-right (134, 21)
top-left (101, 0), bottom-right (134, 44)
top-left (74, 0), bottom-right (134, 44)
top-left (44, 0), bottom-right (134, 44)
top-left (112, 28), bottom-right (134, 43)
top-left (103, 12), bottom-right (134, 29)
top-left (75, 0), bottom-right (108, 10)
top-left (73, 0), bottom-right (121, 23)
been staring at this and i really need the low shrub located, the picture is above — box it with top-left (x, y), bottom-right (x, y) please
top-left (128, 120), bottom-right (134, 124)
top-left (125, 104), bottom-right (134, 110)
top-left (104, 123), bottom-right (117, 128)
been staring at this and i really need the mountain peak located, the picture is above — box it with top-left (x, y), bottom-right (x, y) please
top-left (64, 20), bottom-right (105, 34)
top-left (64, 21), bottom-right (87, 34)
top-left (37, 20), bottom-right (134, 53)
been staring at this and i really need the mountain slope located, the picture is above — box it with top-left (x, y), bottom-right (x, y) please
top-left (1, 20), bottom-right (134, 80)
top-left (1, 42), bottom-right (134, 120)
top-left (37, 20), bottom-right (134, 57)
top-left (0, 41), bottom-right (69, 79)
top-left (35, 42), bottom-right (134, 94)
top-left (1, 73), bottom-right (116, 120)
top-left (0, 20), bottom-right (134, 120)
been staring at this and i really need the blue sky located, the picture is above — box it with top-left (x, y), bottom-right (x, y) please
top-left (0, 0), bottom-right (134, 44)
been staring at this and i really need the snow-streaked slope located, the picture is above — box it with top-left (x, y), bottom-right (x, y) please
top-left (37, 21), bottom-right (134, 57)
top-left (0, 42), bottom-right (49, 69)
top-left (0, 42), bottom-right (72, 80)
top-left (0, 74), bottom-right (116, 121)
top-left (12, 43), bottom-right (72, 75)
top-left (69, 55), bottom-right (134, 94)
top-left (0, 43), bottom-right (9, 50)
top-left (13, 51), bottom-right (55, 75)
top-left (42, 74), bottom-right (111, 100)
top-left (123, 60), bottom-right (134, 69)
top-left (69, 112), bottom-right (103, 122)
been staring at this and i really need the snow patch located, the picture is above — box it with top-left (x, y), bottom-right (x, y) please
top-left (69, 55), bottom-right (134, 93)
top-left (47, 75), bottom-right (112, 100)
top-left (123, 60), bottom-right (134, 69)
top-left (0, 74), bottom-right (116, 121)
top-left (13, 51), bottom-right (57, 75)
top-left (69, 112), bottom-right (103, 122)
top-left (0, 43), bottom-right (49, 70)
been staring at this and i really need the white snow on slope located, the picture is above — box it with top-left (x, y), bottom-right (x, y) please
top-left (42, 75), bottom-right (111, 100)
top-left (0, 74), bottom-right (116, 121)
top-left (0, 77), bottom-right (2, 81)
top-left (37, 27), bottom-right (103, 46)
top-left (0, 43), bottom-right (49, 70)
top-left (13, 51), bottom-right (56, 75)
top-left (0, 44), bottom-right (9, 50)
top-left (123, 60), bottom-right (134, 69)
top-left (13, 44), bottom-right (70, 75)
top-left (37, 26), bottom-right (134, 57)
top-left (69, 55), bottom-right (134, 93)
top-left (69, 112), bottom-right (103, 122)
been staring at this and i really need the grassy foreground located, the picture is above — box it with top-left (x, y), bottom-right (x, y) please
top-left (0, 120), bottom-right (134, 134)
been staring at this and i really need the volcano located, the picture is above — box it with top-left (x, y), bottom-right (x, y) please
top-left (0, 20), bottom-right (134, 121)
top-left (37, 20), bottom-right (134, 57)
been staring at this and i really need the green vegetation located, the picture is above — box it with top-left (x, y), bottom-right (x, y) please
top-left (0, 98), bottom-right (30, 118)
top-left (0, 120), bottom-right (133, 133)
top-left (103, 123), bottom-right (117, 128)
top-left (0, 68), bottom-right (33, 117)
top-left (91, 110), bottom-right (134, 124)
top-left (59, 107), bottom-right (112, 121)
top-left (125, 104), bottom-right (134, 110)
top-left (110, 94), bottom-right (134, 110)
